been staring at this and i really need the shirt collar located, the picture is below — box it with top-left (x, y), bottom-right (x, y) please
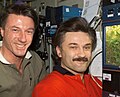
top-left (25, 51), bottom-right (32, 59)
top-left (53, 65), bottom-right (74, 76)
top-left (0, 51), bottom-right (32, 64)
top-left (0, 52), bottom-right (10, 64)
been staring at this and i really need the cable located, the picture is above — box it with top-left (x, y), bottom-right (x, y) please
top-left (91, 75), bottom-right (102, 89)
top-left (89, 50), bottom-right (102, 65)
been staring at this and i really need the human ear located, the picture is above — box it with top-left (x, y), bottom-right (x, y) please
top-left (0, 28), bottom-right (4, 37)
top-left (56, 46), bottom-right (62, 57)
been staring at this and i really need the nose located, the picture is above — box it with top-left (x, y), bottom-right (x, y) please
top-left (18, 31), bottom-right (27, 42)
top-left (77, 48), bottom-right (86, 57)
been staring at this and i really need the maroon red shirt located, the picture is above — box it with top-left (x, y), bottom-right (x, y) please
top-left (32, 66), bottom-right (102, 97)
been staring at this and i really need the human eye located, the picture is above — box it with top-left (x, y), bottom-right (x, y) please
top-left (11, 28), bottom-right (20, 33)
top-left (26, 29), bottom-right (34, 35)
top-left (69, 43), bottom-right (78, 50)
top-left (84, 45), bottom-right (91, 51)
top-left (27, 30), bottom-right (34, 34)
top-left (69, 45), bottom-right (78, 49)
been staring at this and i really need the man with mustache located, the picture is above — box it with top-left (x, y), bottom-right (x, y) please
top-left (32, 17), bottom-right (102, 97)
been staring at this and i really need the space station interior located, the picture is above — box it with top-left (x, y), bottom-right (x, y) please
top-left (0, 0), bottom-right (120, 96)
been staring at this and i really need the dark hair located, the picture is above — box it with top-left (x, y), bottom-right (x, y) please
top-left (52, 17), bottom-right (97, 64)
top-left (53, 17), bottom-right (97, 51)
top-left (1, 4), bottom-right (38, 29)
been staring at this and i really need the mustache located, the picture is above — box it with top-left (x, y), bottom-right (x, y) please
top-left (72, 57), bottom-right (88, 62)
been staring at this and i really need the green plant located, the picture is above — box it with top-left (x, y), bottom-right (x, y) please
top-left (106, 25), bottom-right (120, 66)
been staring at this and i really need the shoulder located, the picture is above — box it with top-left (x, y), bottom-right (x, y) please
top-left (29, 50), bottom-right (40, 58)
top-left (32, 71), bottom-right (64, 97)
top-left (35, 71), bottom-right (66, 88)
top-left (28, 50), bottom-right (47, 80)
top-left (41, 71), bottom-right (65, 83)
top-left (33, 71), bottom-right (66, 96)
top-left (86, 74), bottom-right (102, 89)
top-left (29, 50), bottom-right (43, 64)
top-left (28, 50), bottom-right (45, 72)
top-left (91, 75), bottom-right (102, 85)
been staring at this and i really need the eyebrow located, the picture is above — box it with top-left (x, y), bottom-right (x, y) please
top-left (68, 43), bottom-right (77, 45)
top-left (11, 26), bottom-right (35, 30)
top-left (84, 43), bottom-right (92, 46)
top-left (68, 43), bottom-right (92, 46)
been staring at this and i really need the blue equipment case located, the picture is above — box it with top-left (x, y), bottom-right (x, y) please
top-left (46, 5), bottom-right (82, 25)
top-left (45, 6), bottom-right (82, 37)
top-left (55, 5), bottom-right (82, 23)
top-left (102, 3), bottom-right (120, 23)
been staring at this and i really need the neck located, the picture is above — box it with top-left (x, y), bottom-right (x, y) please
top-left (61, 64), bottom-right (85, 83)
top-left (0, 47), bottom-right (23, 73)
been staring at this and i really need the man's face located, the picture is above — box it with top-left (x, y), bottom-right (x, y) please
top-left (1, 14), bottom-right (35, 57)
top-left (56, 32), bottom-right (92, 75)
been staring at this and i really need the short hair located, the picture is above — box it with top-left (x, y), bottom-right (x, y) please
top-left (53, 17), bottom-right (97, 51)
top-left (1, 4), bottom-right (38, 29)
top-left (52, 17), bottom-right (97, 63)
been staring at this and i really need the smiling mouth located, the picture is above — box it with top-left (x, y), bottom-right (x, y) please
top-left (16, 44), bottom-right (26, 49)
top-left (76, 61), bottom-right (87, 65)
